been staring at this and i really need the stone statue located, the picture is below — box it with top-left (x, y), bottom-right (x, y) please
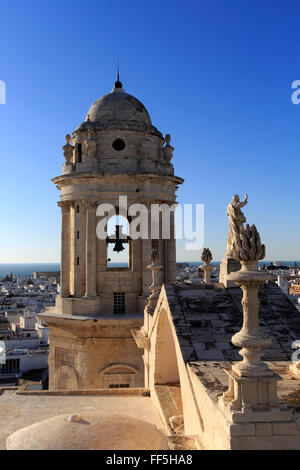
top-left (225, 194), bottom-right (248, 257)
top-left (85, 126), bottom-right (97, 158)
top-left (87, 126), bottom-right (94, 139)
top-left (62, 134), bottom-right (74, 163)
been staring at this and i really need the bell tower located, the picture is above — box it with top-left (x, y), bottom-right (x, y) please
top-left (40, 78), bottom-right (183, 390)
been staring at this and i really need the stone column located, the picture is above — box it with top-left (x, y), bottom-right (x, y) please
top-left (167, 210), bottom-right (176, 284)
top-left (142, 202), bottom-right (152, 296)
top-left (83, 200), bottom-right (97, 298)
top-left (201, 264), bottom-right (213, 284)
top-left (57, 201), bottom-right (73, 297)
top-left (145, 249), bottom-right (163, 315)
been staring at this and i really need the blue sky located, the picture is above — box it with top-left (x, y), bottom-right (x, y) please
top-left (0, 0), bottom-right (299, 262)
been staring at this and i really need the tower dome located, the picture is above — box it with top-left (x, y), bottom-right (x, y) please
top-left (75, 82), bottom-right (161, 137)
top-left (86, 86), bottom-right (152, 128)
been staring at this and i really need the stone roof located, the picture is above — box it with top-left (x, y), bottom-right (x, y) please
top-left (75, 86), bottom-right (163, 138)
top-left (165, 283), bottom-right (300, 363)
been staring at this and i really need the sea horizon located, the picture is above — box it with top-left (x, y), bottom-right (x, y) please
top-left (0, 261), bottom-right (299, 279)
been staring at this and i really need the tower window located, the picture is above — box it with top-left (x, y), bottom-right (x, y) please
top-left (76, 205), bottom-right (80, 213)
top-left (106, 215), bottom-right (130, 269)
top-left (77, 257), bottom-right (79, 266)
top-left (77, 231), bottom-right (80, 239)
top-left (77, 144), bottom-right (82, 163)
top-left (114, 292), bottom-right (125, 314)
top-left (112, 139), bottom-right (126, 151)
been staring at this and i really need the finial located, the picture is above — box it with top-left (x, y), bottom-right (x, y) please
top-left (114, 54), bottom-right (123, 89)
top-left (65, 134), bottom-right (71, 145)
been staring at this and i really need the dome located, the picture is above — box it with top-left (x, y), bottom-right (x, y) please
top-left (86, 85), bottom-right (151, 126)
top-left (6, 412), bottom-right (168, 450)
top-left (73, 82), bottom-right (163, 138)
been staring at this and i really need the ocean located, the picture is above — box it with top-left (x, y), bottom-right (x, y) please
top-left (0, 261), bottom-right (299, 279)
top-left (0, 263), bottom-right (60, 278)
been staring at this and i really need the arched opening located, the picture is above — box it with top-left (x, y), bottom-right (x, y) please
top-left (99, 364), bottom-right (138, 388)
top-left (154, 309), bottom-right (180, 384)
top-left (54, 365), bottom-right (78, 390)
top-left (153, 309), bottom-right (184, 435)
top-left (106, 215), bottom-right (130, 269)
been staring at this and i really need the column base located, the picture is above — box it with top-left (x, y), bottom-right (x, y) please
top-left (219, 257), bottom-right (241, 287)
top-left (222, 367), bottom-right (280, 412)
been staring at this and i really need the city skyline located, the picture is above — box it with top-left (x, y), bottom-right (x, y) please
top-left (1, 0), bottom-right (300, 262)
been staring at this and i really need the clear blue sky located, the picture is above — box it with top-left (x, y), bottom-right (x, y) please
top-left (0, 0), bottom-right (299, 262)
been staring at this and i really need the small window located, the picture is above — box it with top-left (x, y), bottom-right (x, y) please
top-left (77, 144), bottom-right (82, 162)
top-left (112, 139), bottom-right (125, 151)
top-left (77, 257), bottom-right (79, 266)
top-left (76, 205), bottom-right (80, 213)
top-left (109, 383), bottom-right (130, 388)
top-left (77, 231), bottom-right (80, 239)
top-left (114, 292), bottom-right (125, 314)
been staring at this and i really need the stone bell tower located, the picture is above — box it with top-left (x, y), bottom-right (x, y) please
top-left (40, 77), bottom-right (183, 390)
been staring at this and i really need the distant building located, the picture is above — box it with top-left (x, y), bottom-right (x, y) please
top-left (290, 284), bottom-right (300, 296)
top-left (276, 274), bottom-right (289, 295)
top-left (33, 271), bottom-right (60, 281)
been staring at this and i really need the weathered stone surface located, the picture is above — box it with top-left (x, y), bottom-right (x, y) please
top-left (162, 283), bottom-right (300, 364)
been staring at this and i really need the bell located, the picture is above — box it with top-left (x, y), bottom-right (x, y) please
top-left (112, 225), bottom-right (125, 252)
top-left (113, 239), bottom-right (125, 253)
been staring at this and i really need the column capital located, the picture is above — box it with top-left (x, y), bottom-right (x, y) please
top-left (57, 200), bottom-right (74, 211)
top-left (82, 199), bottom-right (98, 209)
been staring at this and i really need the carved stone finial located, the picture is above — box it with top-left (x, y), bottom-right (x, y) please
top-left (150, 248), bottom-right (159, 264)
top-left (200, 248), bottom-right (213, 284)
top-left (201, 248), bottom-right (213, 265)
top-left (222, 215), bottom-right (278, 413)
top-left (165, 134), bottom-right (171, 146)
top-left (232, 224), bottom-right (266, 262)
top-left (145, 249), bottom-right (163, 314)
top-left (160, 134), bottom-right (174, 163)
top-left (62, 134), bottom-right (74, 163)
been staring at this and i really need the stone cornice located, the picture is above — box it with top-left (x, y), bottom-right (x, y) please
top-left (52, 172), bottom-right (184, 187)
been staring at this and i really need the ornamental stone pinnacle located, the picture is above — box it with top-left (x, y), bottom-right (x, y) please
top-left (221, 201), bottom-right (280, 414)
top-left (200, 248), bottom-right (213, 284)
top-left (145, 249), bottom-right (163, 314)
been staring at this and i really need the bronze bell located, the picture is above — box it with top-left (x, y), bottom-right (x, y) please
top-left (113, 239), bottom-right (125, 252)
top-left (113, 225), bottom-right (125, 253)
